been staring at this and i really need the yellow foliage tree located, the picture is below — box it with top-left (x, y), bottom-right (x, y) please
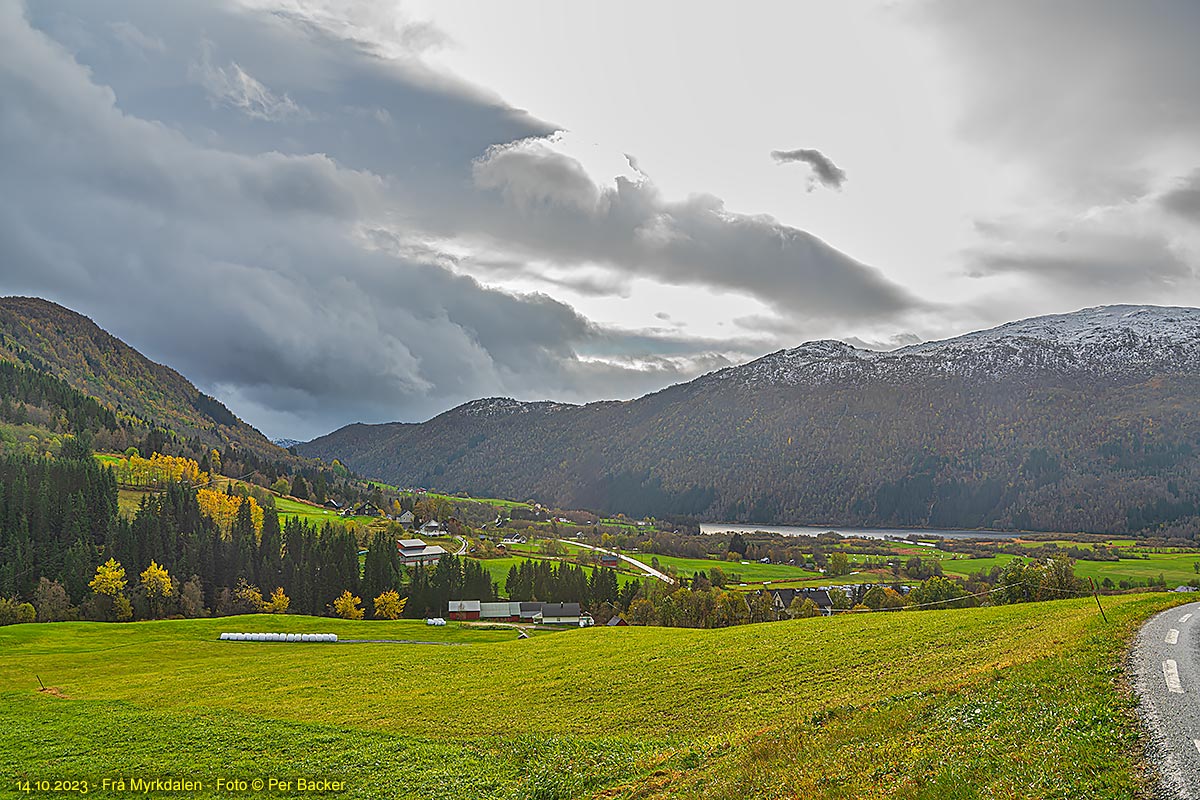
top-left (333, 590), bottom-right (364, 620)
top-left (140, 561), bottom-right (174, 598)
top-left (89, 558), bottom-right (133, 621)
top-left (197, 489), bottom-right (263, 539)
top-left (111, 453), bottom-right (208, 489)
top-left (232, 579), bottom-right (266, 613)
top-left (264, 587), bottom-right (290, 614)
top-left (140, 560), bottom-right (174, 618)
top-left (89, 558), bottom-right (127, 597)
top-left (373, 590), bottom-right (406, 620)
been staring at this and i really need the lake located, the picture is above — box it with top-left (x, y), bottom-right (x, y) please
top-left (699, 522), bottom-right (1018, 541)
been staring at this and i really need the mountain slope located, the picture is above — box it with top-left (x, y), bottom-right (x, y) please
top-left (0, 296), bottom-right (280, 458)
top-left (302, 305), bottom-right (1200, 537)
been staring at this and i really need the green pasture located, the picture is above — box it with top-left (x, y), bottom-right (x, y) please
top-left (1, 595), bottom-right (1187, 799)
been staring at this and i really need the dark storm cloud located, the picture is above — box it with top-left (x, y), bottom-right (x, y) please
top-left (770, 148), bottom-right (847, 190)
top-left (0, 0), bottom-right (924, 438)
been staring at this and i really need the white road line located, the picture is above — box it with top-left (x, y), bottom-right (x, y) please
top-left (1164, 660), bottom-right (1185, 694)
top-left (1194, 740), bottom-right (1200, 755)
top-left (1167, 629), bottom-right (1181, 645)
top-left (1181, 613), bottom-right (1193, 622)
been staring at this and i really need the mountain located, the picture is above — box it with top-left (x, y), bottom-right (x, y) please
top-left (0, 296), bottom-right (281, 459)
top-left (301, 305), bottom-right (1200, 537)
top-left (272, 438), bottom-right (303, 449)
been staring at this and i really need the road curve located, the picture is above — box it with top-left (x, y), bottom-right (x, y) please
top-left (558, 539), bottom-right (675, 584)
top-left (1133, 600), bottom-right (1200, 799)
top-left (453, 536), bottom-right (468, 556)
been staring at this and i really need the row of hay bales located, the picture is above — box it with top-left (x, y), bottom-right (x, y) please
top-left (219, 632), bottom-right (338, 642)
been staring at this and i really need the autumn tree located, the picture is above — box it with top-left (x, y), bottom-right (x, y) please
top-left (180, 575), bottom-right (206, 618)
top-left (88, 558), bottom-right (132, 621)
top-left (34, 578), bottom-right (72, 622)
top-left (139, 560), bottom-right (175, 618)
top-left (264, 586), bottom-right (290, 614)
top-left (231, 579), bottom-right (266, 614)
top-left (373, 590), bottom-right (406, 620)
top-left (333, 590), bottom-right (364, 620)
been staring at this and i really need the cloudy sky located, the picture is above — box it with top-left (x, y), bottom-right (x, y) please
top-left (3, 1), bottom-right (1199, 440)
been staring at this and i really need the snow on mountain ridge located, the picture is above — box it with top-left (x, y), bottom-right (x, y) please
top-left (445, 397), bottom-right (577, 419)
top-left (715, 305), bottom-right (1200, 388)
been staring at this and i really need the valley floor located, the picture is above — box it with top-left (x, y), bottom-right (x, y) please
top-left (0, 595), bottom-right (1188, 799)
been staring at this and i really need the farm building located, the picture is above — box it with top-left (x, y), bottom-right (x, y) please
top-left (398, 538), bottom-right (448, 566)
top-left (598, 552), bottom-right (620, 568)
top-left (606, 615), bottom-right (628, 626)
top-left (479, 602), bottom-right (521, 622)
top-left (420, 520), bottom-right (442, 534)
top-left (537, 602), bottom-right (583, 625)
top-left (766, 588), bottom-right (833, 616)
top-left (397, 510), bottom-right (415, 528)
top-left (518, 602), bottom-right (543, 622)
top-left (447, 600), bottom-right (481, 620)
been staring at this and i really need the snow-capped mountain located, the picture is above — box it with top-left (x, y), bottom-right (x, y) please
top-left (713, 305), bottom-right (1200, 387)
top-left (303, 305), bottom-right (1200, 535)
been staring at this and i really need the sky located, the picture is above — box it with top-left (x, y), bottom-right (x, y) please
top-left (2, 0), bottom-right (1199, 440)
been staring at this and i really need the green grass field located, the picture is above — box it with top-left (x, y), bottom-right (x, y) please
top-left (475, 556), bottom-right (642, 590)
top-left (270, 495), bottom-right (381, 528)
top-left (1, 594), bottom-right (1187, 799)
top-left (941, 550), bottom-right (1200, 586)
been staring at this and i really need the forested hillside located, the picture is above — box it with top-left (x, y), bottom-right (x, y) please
top-left (303, 306), bottom-right (1200, 539)
top-left (0, 297), bottom-right (278, 460)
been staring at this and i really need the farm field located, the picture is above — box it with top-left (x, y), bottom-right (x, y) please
top-left (1, 595), bottom-right (1185, 799)
top-left (940, 550), bottom-right (1200, 587)
top-left (271, 495), bottom-right (381, 527)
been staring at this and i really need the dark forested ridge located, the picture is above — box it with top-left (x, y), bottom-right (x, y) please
top-left (0, 296), bottom-right (279, 460)
top-left (303, 306), bottom-right (1200, 538)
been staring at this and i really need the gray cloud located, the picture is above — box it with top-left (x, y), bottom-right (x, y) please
top-left (1162, 171), bottom-right (1200, 222)
top-left (1, 0), bottom-right (746, 439)
top-left (919, 0), bottom-right (1200, 202)
top-left (0, 0), bottom-right (926, 439)
top-left (918, 1), bottom-right (1200, 303)
top-left (963, 215), bottom-right (1195, 297)
top-left (190, 39), bottom-right (307, 121)
top-left (770, 148), bottom-right (847, 190)
top-left (468, 140), bottom-right (918, 319)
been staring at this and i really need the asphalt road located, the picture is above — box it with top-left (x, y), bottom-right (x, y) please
top-left (559, 539), bottom-right (675, 584)
top-left (1133, 600), bottom-right (1200, 798)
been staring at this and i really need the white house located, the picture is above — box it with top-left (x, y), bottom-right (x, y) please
top-left (536, 602), bottom-right (583, 625)
top-left (397, 538), bottom-right (447, 566)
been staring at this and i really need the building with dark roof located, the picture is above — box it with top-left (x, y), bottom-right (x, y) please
top-left (537, 602), bottom-right (582, 624)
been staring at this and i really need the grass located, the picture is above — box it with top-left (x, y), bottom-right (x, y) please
top-left (940, 550), bottom-right (1200, 587)
top-left (0, 594), bottom-right (1188, 798)
top-left (475, 556), bottom-right (643, 590)
top-left (270, 495), bottom-right (381, 528)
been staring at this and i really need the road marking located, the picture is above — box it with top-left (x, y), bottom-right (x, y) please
top-left (1181, 613), bottom-right (1193, 622)
top-left (1194, 740), bottom-right (1200, 755)
top-left (1167, 629), bottom-right (1181, 645)
top-left (1164, 660), bottom-right (1184, 694)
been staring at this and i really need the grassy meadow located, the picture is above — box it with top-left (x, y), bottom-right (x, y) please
top-left (1, 593), bottom-right (1187, 799)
